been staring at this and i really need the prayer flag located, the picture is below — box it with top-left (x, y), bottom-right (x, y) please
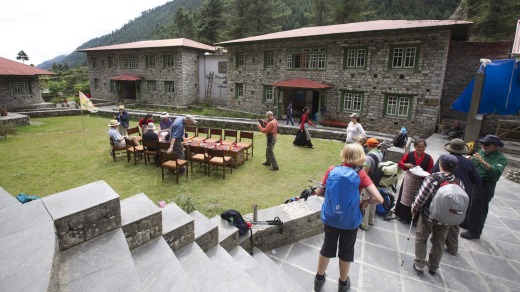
top-left (79, 91), bottom-right (98, 113)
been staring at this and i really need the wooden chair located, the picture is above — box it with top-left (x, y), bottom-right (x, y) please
top-left (206, 128), bottom-right (222, 143)
top-left (222, 130), bottom-right (238, 144)
top-left (159, 149), bottom-right (188, 183)
top-left (109, 138), bottom-right (126, 162)
top-left (124, 137), bottom-right (145, 165)
top-left (185, 126), bottom-right (197, 140)
top-left (142, 139), bottom-right (160, 166)
top-left (238, 131), bottom-right (254, 160)
top-left (207, 148), bottom-right (233, 180)
top-left (127, 126), bottom-right (142, 143)
top-left (192, 127), bottom-right (209, 141)
top-left (186, 144), bottom-right (208, 175)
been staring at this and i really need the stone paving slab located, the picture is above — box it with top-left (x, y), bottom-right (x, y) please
top-left (0, 186), bottom-right (18, 210)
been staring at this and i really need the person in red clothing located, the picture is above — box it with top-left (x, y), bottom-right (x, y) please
top-left (138, 113), bottom-right (154, 135)
top-left (293, 107), bottom-right (317, 148)
top-left (394, 139), bottom-right (434, 224)
top-left (257, 111), bottom-right (279, 170)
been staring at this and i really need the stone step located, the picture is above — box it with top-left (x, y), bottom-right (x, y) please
top-left (0, 186), bottom-right (19, 210)
top-left (175, 242), bottom-right (236, 291)
top-left (229, 246), bottom-right (305, 292)
top-left (189, 210), bottom-right (218, 252)
top-left (210, 215), bottom-right (239, 251)
top-left (206, 245), bottom-right (262, 292)
top-left (120, 193), bottom-right (162, 250)
top-left (0, 200), bottom-right (59, 292)
top-left (42, 180), bottom-right (121, 250)
top-left (161, 202), bottom-right (194, 252)
top-left (131, 236), bottom-right (195, 291)
top-left (58, 228), bottom-right (140, 291)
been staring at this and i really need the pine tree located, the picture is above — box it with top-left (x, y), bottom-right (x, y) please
top-left (16, 50), bottom-right (29, 64)
top-left (197, 0), bottom-right (225, 43)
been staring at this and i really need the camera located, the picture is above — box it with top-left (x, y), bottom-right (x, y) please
top-left (258, 119), bottom-right (265, 126)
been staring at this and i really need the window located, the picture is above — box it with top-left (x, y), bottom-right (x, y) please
top-left (93, 79), bottom-right (99, 90)
top-left (384, 94), bottom-right (413, 118)
top-left (344, 47), bottom-right (367, 69)
top-left (110, 80), bottom-right (116, 92)
top-left (236, 52), bottom-right (245, 68)
top-left (147, 81), bottom-right (157, 92)
top-left (163, 55), bottom-right (174, 68)
top-left (235, 83), bottom-right (244, 99)
top-left (287, 47), bottom-right (326, 70)
top-left (107, 56), bottom-right (114, 68)
top-left (264, 51), bottom-right (274, 68)
top-left (90, 56), bottom-right (97, 69)
top-left (146, 56), bottom-right (156, 68)
top-left (341, 91), bottom-right (363, 112)
top-left (11, 80), bottom-right (31, 94)
top-left (263, 86), bottom-right (274, 102)
top-left (164, 81), bottom-right (175, 94)
top-left (390, 45), bottom-right (420, 69)
top-left (120, 55), bottom-right (139, 69)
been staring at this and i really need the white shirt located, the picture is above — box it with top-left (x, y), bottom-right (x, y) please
top-left (346, 122), bottom-right (366, 143)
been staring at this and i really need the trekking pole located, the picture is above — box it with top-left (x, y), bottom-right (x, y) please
top-left (401, 215), bottom-right (415, 267)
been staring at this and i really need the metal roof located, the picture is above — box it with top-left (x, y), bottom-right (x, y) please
top-left (78, 38), bottom-right (216, 52)
top-left (217, 20), bottom-right (473, 45)
top-left (273, 78), bottom-right (331, 89)
top-left (109, 74), bottom-right (143, 81)
top-left (0, 57), bottom-right (55, 76)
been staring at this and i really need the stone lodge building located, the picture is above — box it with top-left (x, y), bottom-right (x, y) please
top-left (77, 39), bottom-right (216, 106)
top-left (0, 57), bottom-right (55, 111)
top-left (217, 20), bottom-right (473, 138)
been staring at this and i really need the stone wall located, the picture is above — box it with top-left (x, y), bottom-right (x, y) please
top-left (439, 41), bottom-right (514, 136)
top-left (0, 76), bottom-right (45, 110)
top-left (224, 29), bottom-right (453, 139)
top-left (122, 212), bottom-right (162, 250)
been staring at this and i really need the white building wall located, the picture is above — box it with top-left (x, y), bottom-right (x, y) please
top-left (198, 54), bottom-right (228, 105)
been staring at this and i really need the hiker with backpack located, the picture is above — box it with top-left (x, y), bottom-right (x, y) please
top-left (411, 154), bottom-right (465, 276)
top-left (313, 143), bottom-right (383, 292)
top-left (360, 138), bottom-right (384, 231)
top-left (432, 138), bottom-right (480, 255)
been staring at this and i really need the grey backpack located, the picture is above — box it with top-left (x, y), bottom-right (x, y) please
top-left (428, 180), bottom-right (469, 225)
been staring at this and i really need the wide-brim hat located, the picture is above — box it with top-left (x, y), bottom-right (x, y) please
top-left (444, 138), bottom-right (469, 154)
top-left (160, 112), bottom-right (169, 118)
top-left (108, 119), bottom-right (120, 127)
top-left (477, 134), bottom-right (504, 147)
top-left (147, 122), bottom-right (155, 131)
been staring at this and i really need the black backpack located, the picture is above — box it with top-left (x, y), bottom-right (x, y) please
top-left (367, 153), bottom-right (385, 187)
top-left (392, 133), bottom-right (408, 148)
top-left (221, 209), bottom-right (250, 235)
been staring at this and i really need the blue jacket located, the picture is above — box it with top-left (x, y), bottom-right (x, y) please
top-left (116, 111), bottom-right (129, 128)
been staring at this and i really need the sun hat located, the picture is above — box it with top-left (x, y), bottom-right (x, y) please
top-left (160, 112), bottom-right (169, 118)
top-left (477, 134), bottom-right (504, 147)
top-left (439, 154), bottom-right (459, 171)
top-left (444, 138), bottom-right (469, 154)
top-left (108, 119), bottom-right (120, 127)
top-left (118, 105), bottom-right (125, 110)
top-left (350, 113), bottom-right (359, 118)
top-left (185, 114), bottom-right (197, 125)
top-left (366, 138), bottom-right (379, 147)
top-left (147, 122), bottom-right (155, 131)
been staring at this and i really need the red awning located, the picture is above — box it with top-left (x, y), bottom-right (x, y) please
top-left (273, 78), bottom-right (331, 89)
top-left (109, 74), bottom-right (143, 81)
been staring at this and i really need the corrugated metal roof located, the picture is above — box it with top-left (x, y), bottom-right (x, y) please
top-left (217, 20), bottom-right (473, 45)
top-left (78, 38), bottom-right (215, 52)
top-left (273, 78), bottom-right (331, 89)
top-left (0, 57), bottom-right (55, 76)
top-left (110, 74), bottom-right (143, 81)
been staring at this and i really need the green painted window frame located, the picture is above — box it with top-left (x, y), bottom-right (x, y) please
top-left (388, 44), bottom-right (420, 70)
top-left (107, 56), bottom-right (114, 68)
top-left (343, 47), bottom-right (368, 69)
top-left (90, 56), bottom-right (97, 69)
top-left (340, 91), bottom-right (364, 112)
top-left (163, 55), bottom-right (174, 68)
top-left (236, 52), bottom-right (245, 68)
top-left (235, 83), bottom-right (244, 99)
top-left (145, 56), bottom-right (156, 68)
top-left (264, 51), bottom-right (275, 68)
top-left (263, 85), bottom-right (274, 102)
top-left (164, 81), bottom-right (175, 94)
top-left (10, 80), bottom-right (32, 94)
top-left (93, 78), bottom-right (99, 90)
top-left (286, 47), bottom-right (327, 70)
top-left (120, 55), bottom-right (139, 69)
top-left (383, 94), bottom-right (414, 119)
top-left (147, 80), bottom-right (157, 92)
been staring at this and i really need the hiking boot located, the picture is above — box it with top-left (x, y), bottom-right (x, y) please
top-left (269, 167), bottom-right (279, 171)
top-left (262, 162), bottom-right (271, 166)
top-left (426, 260), bottom-right (436, 275)
top-left (461, 231), bottom-right (480, 240)
top-left (368, 220), bottom-right (374, 226)
top-left (413, 263), bottom-right (424, 273)
top-left (338, 277), bottom-right (351, 291)
top-left (447, 248), bottom-right (457, 256)
top-left (314, 274), bottom-right (326, 291)
top-left (359, 224), bottom-right (368, 231)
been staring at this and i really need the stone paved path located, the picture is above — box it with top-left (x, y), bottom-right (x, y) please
top-left (268, 134), bottom-right (520, 291)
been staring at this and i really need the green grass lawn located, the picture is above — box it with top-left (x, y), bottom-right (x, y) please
top-left (0, 115), bottom-right (344, 217)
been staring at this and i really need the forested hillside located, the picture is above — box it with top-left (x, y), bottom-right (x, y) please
top-left (40, 0), bottom-right (519, 70)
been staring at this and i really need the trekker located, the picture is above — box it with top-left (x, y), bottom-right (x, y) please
top-left (258, 111), bottom-right (279, 171)
top-left (412, 154), bottom-right (464, 275)
top-left (431, 138), bottom-right (480, 255)
top-left (460, 135), bottom-right (507, 240)
top-left (286, 102), bottom-right (294, 126)
top-left (293, 107), bottom-right (316, 148)
top-left (345, 113), bottom-right (365, 143)
top-left (166, 115), bottom-right (197, 174)
top-left (138, 113), bottom-right (154, 135)
top-left (115, 105), bottom-right (129, 135)
top-left (360, 138), bottom-right (384, 231)
top-left (108, 119), bottom-right (126, 147)
top-left (159, 112), bottom-right (173, 141)
top-left (314, 143), bottom-right (383, 291)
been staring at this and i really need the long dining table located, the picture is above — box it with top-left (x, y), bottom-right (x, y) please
top-left (183, 139), bottom-right (245, 168)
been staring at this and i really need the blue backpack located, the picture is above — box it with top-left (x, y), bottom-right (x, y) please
top-left (221, 209), bottom-right (250, 236)
top-left (376, 189), bottom-right (395, 216)
top-left (321, 166), bottom-right (362, 229)
top-left (16, 193), bottom-right (40, 204)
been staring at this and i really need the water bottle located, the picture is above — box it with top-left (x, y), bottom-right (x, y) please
top-left (253, 204), bottom-right (258, 222)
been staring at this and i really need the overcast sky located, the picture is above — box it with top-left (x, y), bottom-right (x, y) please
top-left (0, 0), bottom-right (172, 66)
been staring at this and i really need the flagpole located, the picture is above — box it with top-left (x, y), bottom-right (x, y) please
top-left (79, 91), bottom-right (85, 131)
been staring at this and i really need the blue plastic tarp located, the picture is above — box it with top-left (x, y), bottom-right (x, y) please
top-left (451, 59), bottom-right (520, 114)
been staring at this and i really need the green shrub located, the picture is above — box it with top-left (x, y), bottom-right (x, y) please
top-left (173, 194), bottom-right (197, 213)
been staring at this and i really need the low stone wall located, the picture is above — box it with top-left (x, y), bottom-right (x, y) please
top-left (163, 221), bottom-right (195, 252)
top-left (195, 227), bottom-right (218, 253)
top-left (122, 212), bottom-right (162, 250)
top-left (0, 113), bottom-right (30, 127)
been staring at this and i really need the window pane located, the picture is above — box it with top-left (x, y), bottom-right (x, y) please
top-left (12, 81), bottom-right (29, 94)
top-left (357, 49), bottom-right (366, 67)
top-left (404, 47), bottom-right (416, 68)
top-left (147, 56), bottom-right (156, 68)
top-left (392, 48), bottom-right (403, 68)
top-left (318, 53), bottom-right (326, 69)
top-left (300, 54), bottom-right (309, 69)
top-left (398, 97), bottom-right (410, 116)
top-left (387, 96), bottom-right (398, 115)
top-left (344, 93), bottom-right (353, 110)
top-left (238, 53), bottom-right (244, 67)
top-left (266, 52), bottom-right (274, 67)
top-left (165, 81), bottom-right (175, 93)
top-left (265, 86), bottom-right (273, 101)
top-left (309, 54), bottom-right (317, 69)
top-left (237, 84), bottom-right (244, 98)
top-left (353, 94), bottom-right (362, 111)
top-left (286, 54), bottom-right (293, 69)
top-left (164, 55), bottom-right (174, 68)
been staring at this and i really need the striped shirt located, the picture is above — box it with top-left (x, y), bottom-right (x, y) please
top-left (411, 172), bottom-right (464, 218)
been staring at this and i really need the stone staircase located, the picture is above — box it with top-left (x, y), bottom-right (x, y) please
top-left (0, 180), bottom-right (322, 291)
